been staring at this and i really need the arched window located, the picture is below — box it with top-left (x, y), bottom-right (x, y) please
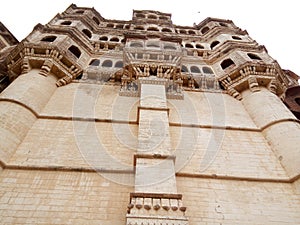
top-left (116, 24), bottom-right (124, 29)
top-left (136, 13), bottom-right (145, 18)
top-left (201, 26), bottom-right (209, 34)
top-left (164, 44), bottom-right (176, 50)
top-left (162, 28), bottom-right (172, 33)
top-left (110, 37), bottom-right (119, 42)
top-left (221, 58), bottom-right (235, 70)
top-left (130, 42), bottom-right (143, 48)
top-left (75, 10), bottom-right (84, 14)
top-left (82, 29), bottom-right (92, 39)
top-left (179, 30), bottom-right (187, 34)
top-left (191, 66), bottom-right (201, 73)
top-left (134, 26), bottom-right (144, 30)
top-left (93, 17), bottom-right (100, 25)
top-left (181, 65), bottom-right (188, 72)
top-left (99, 36), bottom-right (108, 41)
top-left (102, 60), bottom-right (113, 67)
top-left (106, 23), bottom-right (114, 28)
top-left (219, 22), bottom-right (227, 27)
top-left (247, 53), bottom-right (262, 60)
top-left (210, 41), bottom-right (220, 49)
top-left (148, 14), bottom-right (157, 19)
top-left (61, 21), bottom-right (72, 25)
top-left (68, 45), bottom-right (81, 58)
top-left (196, 44), bottom-right (204, 49)
top-left (188, 30), bottom-right (196, 35)
top-left (41, 36), bottom-right (57, 42)
top-left (147, 27), bottom-right (159, 31)
top-left (232, 36), bottom-right (242, 40)
top-left (202, 66), bottom-right (214, 74)
top-left (115, 61), bottom-right (123, 68)
top-left (146, 42), bottom-right (160, 48)
top-left (159, 16), bottom-right (168, 20)
top-left (89, 59), bottom-right (100, 66)
top-left (185, 43), bottom-right (194, 48)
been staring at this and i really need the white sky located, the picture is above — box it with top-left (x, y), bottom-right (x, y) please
top-left (1, 0), bottom-right (299, 76)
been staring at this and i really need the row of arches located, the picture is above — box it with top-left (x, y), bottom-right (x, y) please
top-left (99, 36), bottom-right (124, 43)
top-left (89, 59), bottom-right (123, 68)
top-left (106, 23), bottom-right (130, 29)
top-left (129, 41), bottom-right (177, 50)
top-left (71, 10), bottom-right (228, 39)
top-left (135, 13), bottom-right (169, 21)
top-left (181, 65), bottom-right (214, 74)
top-left (105, 23), bottom-right (198, 35)
top-left (133, 26), bottom-right (173, 33)
top-left (183, 42), bottom-right (205, 49)
top-left (59, 20), bottom-right (240, 44)
top-left (60, 22), bottom-right (126, 43)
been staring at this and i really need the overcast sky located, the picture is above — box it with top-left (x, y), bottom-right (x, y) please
top-left (1, 0), bottom-right (299, 76)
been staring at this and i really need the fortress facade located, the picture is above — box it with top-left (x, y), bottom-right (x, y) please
top-left (0, 4), bottom-right (299, 224)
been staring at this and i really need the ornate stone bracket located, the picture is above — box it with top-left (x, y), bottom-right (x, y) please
top-left (39, 59), bottom-right (53, 77)
top-left (21, 57), bottom-right (31, 75)
top-left (248, 76), bottom-right (260, 92)
top-left (126, 193), bottom-right (188, 225)
top-left (218, 62), bottom-right (288, 100)
top-left (227, 87), bottom-right (242, 100)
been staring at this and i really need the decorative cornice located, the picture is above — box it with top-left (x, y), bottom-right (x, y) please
top-left (218, 61), bottom-right (288, 100)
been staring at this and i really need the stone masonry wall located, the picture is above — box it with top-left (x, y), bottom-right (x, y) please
top-left (0, 169), bottom-right (133, 225)
top-left (177, 177), bottom-right (300, 224)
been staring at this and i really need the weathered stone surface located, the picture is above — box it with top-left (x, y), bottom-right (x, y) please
top-left (0, 4), bottom-right (299, 225)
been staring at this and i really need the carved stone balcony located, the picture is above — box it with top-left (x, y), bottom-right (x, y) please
top-left (218, 61), bottom-right (289, 100)
top-left (6, 42), bottom-right (82, 87)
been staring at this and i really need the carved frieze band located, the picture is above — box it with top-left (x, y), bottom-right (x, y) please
top-left (126, 192), bottom-right (188, 225)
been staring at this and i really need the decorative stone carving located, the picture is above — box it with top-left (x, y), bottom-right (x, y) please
top-left (218, 62), bottom-right (289, 100)
top-left (56, 75), bottom-right (73, 87)
top-left (227, 87), bottom-right (242, 100)
top-left (21, 57), bottom-right (31, 74)
top-left (248, 76), bottom-right (260, 92)
top-left (6, 42), bottom-right (82, 87)
top-left (39, 59), bottom-right (53, 77)
top-left (268, 78), bottom-right (278, 94)
top-left (126, 193), bottom-right (188, 225)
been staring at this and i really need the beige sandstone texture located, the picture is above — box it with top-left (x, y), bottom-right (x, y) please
top-left (0, 4), bottom-right (299, 225)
